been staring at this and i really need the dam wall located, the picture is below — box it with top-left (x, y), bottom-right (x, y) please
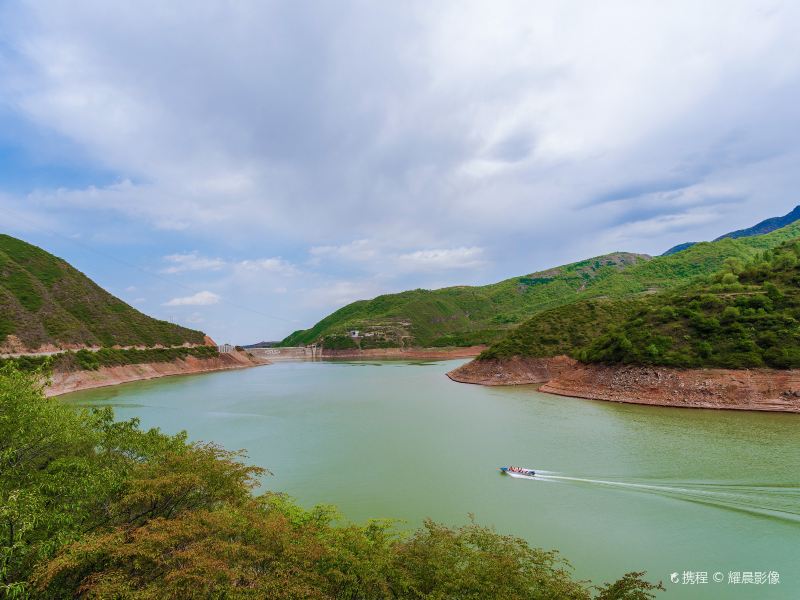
top-left (249, 346), bottom-right (320, 360)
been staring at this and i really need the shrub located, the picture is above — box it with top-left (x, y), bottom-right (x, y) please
top-left (576, 238), bottom-right (800, 369)
top-left (0, 346), bottom-right (221, 374)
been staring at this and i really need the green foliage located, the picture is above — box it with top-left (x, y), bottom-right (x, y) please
top-left (0, 346), bottom-right (220, 374)
top-left (595, 572), bottom-right (665, 600)
top-left (320, 334), bottom-right (359, 350)
top-left (0, 363), bottom-right (192, 596)
top-left (0, 366), bottom-right (661, 599)
top-left (429, 329), bottom-right (506, 347)
top-left (480, 299), bottom-right (641, 360)
top-left (0, 234), bottom-right (206, 350)
top-left (0, 315), bottom-right (12, 341)
top-left (0, 355), bottom-right (52, 374)
top-left (580, 239), bottom-right (800, 368)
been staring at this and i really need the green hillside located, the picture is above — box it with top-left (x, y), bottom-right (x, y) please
top-left (480, 229), bottom-right (800, 370)
top-left (0, 234), bottom-right (206, 351)
top-left (282, 252), bottom-right (649, 348)
top-left (581, 239), bottom-right (800, 369)
top-left (479, 297), bottom-right (643, 360)
top-left (284, 220), bottom-right (800, 349)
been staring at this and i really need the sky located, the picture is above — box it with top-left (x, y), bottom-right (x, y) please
top-left (2, 1), bottom-right (800, 344)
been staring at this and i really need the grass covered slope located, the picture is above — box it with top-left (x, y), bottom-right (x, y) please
top-left (480, 233), bottom-right (800, 371)
top-left (574, 220), bottom-right (800, 301)
top-left (479, 298), bottom-right (642, 360)
top-left (282, 252), bottom-right (650, 349)
top-left (0, 234), bottom-right (206, 351)
top-left (582, 240), bottom-right (800, 369)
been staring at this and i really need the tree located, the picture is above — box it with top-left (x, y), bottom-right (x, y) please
top-left (0, 363), bottom-right (188, 596)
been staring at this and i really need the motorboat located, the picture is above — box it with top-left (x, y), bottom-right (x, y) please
top-left (500, 466), bottom-right (536, 478)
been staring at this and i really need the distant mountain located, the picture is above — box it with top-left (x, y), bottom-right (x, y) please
top-left (0, 234), bottom-right (206, 352)
top-left (281, 252), bottom-right (650, 349)
top-left (662, 204), bottom-right (800, 256)
top-left (661, 241), bottom-right (697, 256)
top-left (242, 341), bottom-right (281, 349)
top-left (714, 205), bottom-right (800, 241)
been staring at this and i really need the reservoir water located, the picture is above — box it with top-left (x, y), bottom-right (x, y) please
top-left (63, 359), bottom-right (800, 599)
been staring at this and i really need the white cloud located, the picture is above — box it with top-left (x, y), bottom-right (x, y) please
top-left (161, 252), bottom-right (226, 274)
top-left (395, 247), bottom-right (485, 271)
top-left (163, 291), bottom-right (220, 306)
top-left (309, 239), bottom-right (378, 263)
top-left (6, 0), bottom-right (800, 250)
top-left (308, 239), bottom-right (486, 273)
top-left (303, 280), bottom-right (384, 309)
top-left (158, 253), bottom-right (298, 279)
top-left (235, 258), bottom-right (298, 275)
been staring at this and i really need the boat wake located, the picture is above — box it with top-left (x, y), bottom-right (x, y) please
top-left (527, 474), bottom-right (800, 524)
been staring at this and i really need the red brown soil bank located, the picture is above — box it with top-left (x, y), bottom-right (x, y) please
top-left (447, 356), bottom-right (575, 385)
top-left (321, 346), bottom-right (486, 360)
top-left (46, 351), bottom-right (269, 397)
top-left (448, 356), bottom-right (800, 413)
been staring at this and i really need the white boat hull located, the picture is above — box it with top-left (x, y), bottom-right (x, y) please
top-left (506, 471), bottom-right (536, 479)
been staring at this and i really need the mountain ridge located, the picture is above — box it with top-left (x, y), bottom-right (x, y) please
top-left (714, 204), bottom-right (800, 241)
top-left (662, 204), bottom-right (800, 256)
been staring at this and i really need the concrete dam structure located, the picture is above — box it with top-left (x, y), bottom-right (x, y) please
top-left (248, 346), bottom-right (320, 361)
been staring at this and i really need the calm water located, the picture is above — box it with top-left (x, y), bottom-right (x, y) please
top-left (63, 360), bottom-right (800, 599)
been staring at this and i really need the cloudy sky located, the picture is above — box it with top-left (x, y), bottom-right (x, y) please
top-left (2, 1), bottom-right (800, 343)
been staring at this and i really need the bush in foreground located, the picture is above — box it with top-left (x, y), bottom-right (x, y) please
top-left (0, 365), bottom-right (661, 599)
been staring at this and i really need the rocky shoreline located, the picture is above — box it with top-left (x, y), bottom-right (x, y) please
top-left (447, 356), bottom-right (800, 413)
top-left (446, 355), bottom-right (573, 386)
top-left (46, 350), bottom-right (269, 397)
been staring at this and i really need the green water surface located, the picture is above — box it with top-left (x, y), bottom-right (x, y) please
top-left (63, 359), bottom-right (800, 599)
